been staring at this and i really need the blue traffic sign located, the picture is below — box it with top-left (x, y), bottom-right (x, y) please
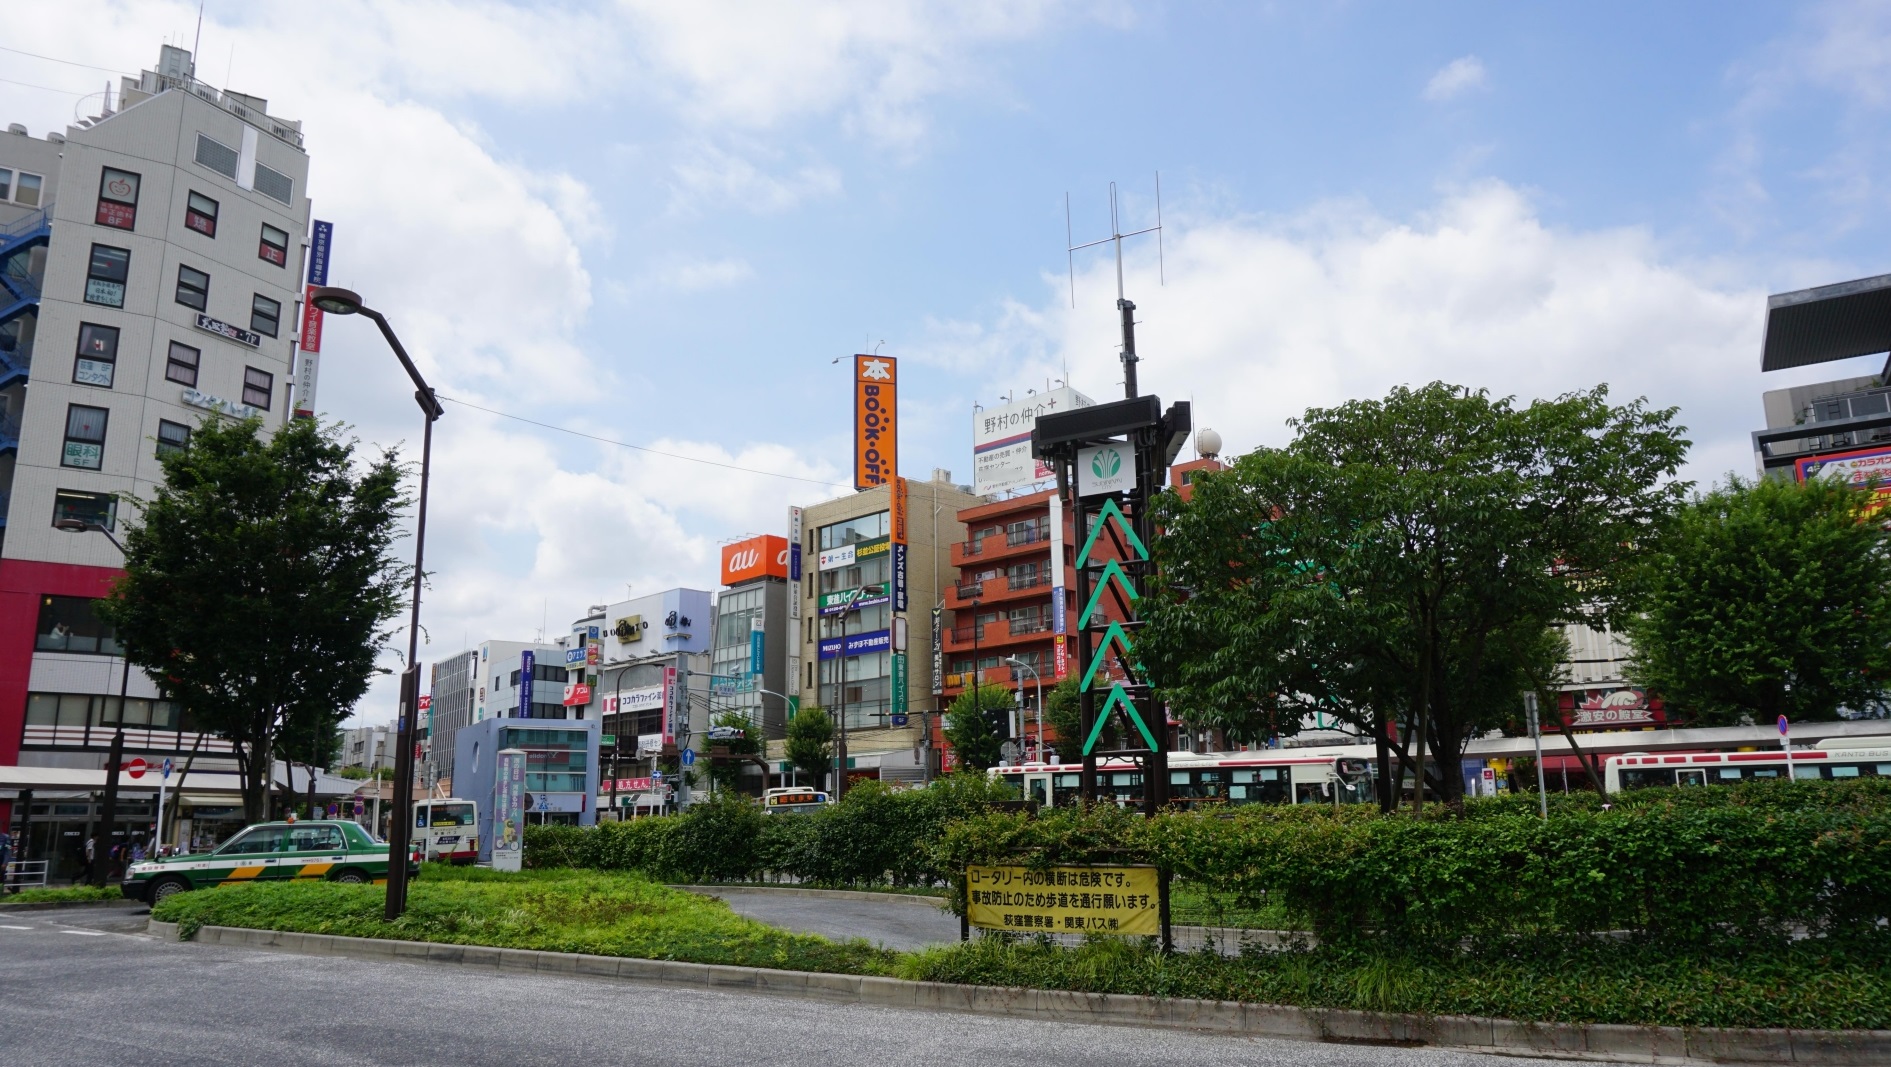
top-left (160, 757), bottom-right (174, 778)
top-left (681, 748), bottom-right (696, 767)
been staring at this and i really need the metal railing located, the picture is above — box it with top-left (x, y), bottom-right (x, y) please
top-left (954, 581), bottom-right (983, 600)
top-left (3, 860), bottom-right (48, 891)
top-left (1007, 572), bottom-right (1051, 592)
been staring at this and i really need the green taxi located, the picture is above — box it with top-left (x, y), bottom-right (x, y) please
top-left (122, 820), bottom-right (417, 904)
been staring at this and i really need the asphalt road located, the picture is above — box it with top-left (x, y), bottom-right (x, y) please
top-left (0, 903), bottom-right (1570, 1067)
top-left (689, 887), bottom-right (962, 949)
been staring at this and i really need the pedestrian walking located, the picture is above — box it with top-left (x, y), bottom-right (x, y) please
top-left (0, 828), bottom-right (12, 894)
top-left (79, 834), bottom-right (96, 883)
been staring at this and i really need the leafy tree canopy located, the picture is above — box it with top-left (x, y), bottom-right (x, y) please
top-left (944, 684), bottom-right (1012, 771)
top-left (98, 416), bottom-right (409, 822)
top-left (784, 705), bottom-right (834, 788)
top-left (1625, 474), bottom-right (1891, 724)
top-left (1143, 382), bottom-right (1688, 802)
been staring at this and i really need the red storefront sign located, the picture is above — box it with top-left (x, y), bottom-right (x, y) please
top-left (1558, 687), bottom-right (1667, 730)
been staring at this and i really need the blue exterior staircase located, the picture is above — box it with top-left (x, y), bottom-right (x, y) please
top-left (0, 206), bottom-right (49, 396)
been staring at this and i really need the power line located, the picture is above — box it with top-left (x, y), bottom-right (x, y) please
top-left (0, 45), bottom-right (139, 76)
top-left (434, 394), bottom-right (850, 490)
top-left (0, 75), bottom-right (91, 96)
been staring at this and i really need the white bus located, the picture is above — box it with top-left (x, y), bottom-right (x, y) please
top-left (412, 798), bottom-right (479, 864)
top-left (1605, 736), bottom-right (1891, 791)
top-left (993, 746), bottom-right (1380, 809)
top-left (761, 787), bottom-right (831, 814)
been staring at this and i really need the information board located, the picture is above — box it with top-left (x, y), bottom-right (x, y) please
top-left (965, 864), bottom-right (1159, 935)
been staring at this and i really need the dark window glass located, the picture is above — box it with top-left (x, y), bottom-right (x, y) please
top-left (184, 191), bottom-right (219, 237)
top-left (259, 223), bottom-right (289, 266)
top-left (194, 133), bottom-right (239, 180)
top-left (52, 488), bottom-right (116, 531)
top-left (34, 595), bottom-right (120, 655)
top-left (165, 341), bottom-right (201, 387)
top-left (84, 245), bottom-right (129, 308)
top-left (73, 323), bottom-right (119, 388)
top-left (156, 419), bottom-right (190, 458)
top-left (242, 366), bottom-right (273, 410)
top-left (95, 167), bottom-right (140, 230)
top-left (250, 293), bottom-right (281, 338)
top-left (175, 265), bottom-right (210, 311)
top-left (61, 404), bottom-right (108, 469)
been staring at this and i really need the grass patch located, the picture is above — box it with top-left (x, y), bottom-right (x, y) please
top-left (898, 934), bottom-right (1891, 1031)
top-left (1, 884), bottom-right (123, 905)
top-left (1167, 884), bottom-right (1295, 930)
top-left (152, 867), bottom-right (896, 976)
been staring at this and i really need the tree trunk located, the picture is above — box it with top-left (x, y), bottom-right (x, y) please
top-left (1552, 721), bottom-right (1606, 793)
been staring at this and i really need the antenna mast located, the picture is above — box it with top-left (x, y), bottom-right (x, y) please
top-left (1067, 173), bottom-right (1164, 399)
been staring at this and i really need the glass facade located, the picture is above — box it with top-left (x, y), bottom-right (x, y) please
top-left (818, 511), bottom-right (889, 550)
top-left (502, 727), bottom-right (590, 794)
top-left (819, 649), bottom-right (890, 729)
top-left (711, 585), bottom-right (764, 728)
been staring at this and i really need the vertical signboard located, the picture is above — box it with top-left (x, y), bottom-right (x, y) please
top-left (787, 506), bottom-right (804, 583)
top-left (517, 650), bottom-right (534, 719)
top-left (491, 748), bottom-right (526, 872)
top-left (892, 543), bottom-right (909, 613)
top-left (853, 354), bottom-right (898, 490)
top-left (662, 664), bottom-right (679, 744)
top-left (1050, 494), bottom-right (1068, 679)
top-left (750, 617), bottom-right (765, 674)
top-left (891, 652), bottom-right (908, 721)
top-left (931, 605), bottom-right (945, 696)
top-left (295, 219), bottom-right (333, 419)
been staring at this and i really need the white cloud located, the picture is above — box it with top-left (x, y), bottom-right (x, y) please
top-left (668, 142), bottom-right (844, 214)
top-left (1424, 55), bottom-right (1489, 102)
top-left (642, 257), bottom-right (757, 292)
top-left (950, 182), bottom-right (1768, 489)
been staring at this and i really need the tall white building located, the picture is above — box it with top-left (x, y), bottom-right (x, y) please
top-left (0, 45), bottom-right (313, 864)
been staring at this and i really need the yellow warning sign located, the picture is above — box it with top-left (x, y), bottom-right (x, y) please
top-left (965, 864), bottom-right (1160, 936)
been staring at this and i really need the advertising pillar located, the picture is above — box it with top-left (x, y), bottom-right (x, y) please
top-left (294, 219), bottom-right (333, 419)
top-left (491, 748), bottom-right (525, 871)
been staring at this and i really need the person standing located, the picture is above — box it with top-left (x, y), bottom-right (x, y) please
top-left (0, 828), bottom-right (12, 894)
top-left (79, 834), bottom-right (96, 884)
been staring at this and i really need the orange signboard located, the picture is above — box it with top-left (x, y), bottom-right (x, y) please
top-left (854, 354), bottom-right (897, 490)
top-left (722, 534), bottom-right (790, 585)
top-left (891, 475), bottom-right (909, 545)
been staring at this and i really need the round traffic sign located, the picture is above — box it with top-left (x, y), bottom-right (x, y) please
top-left (681, 748), bottom-right (696, 767)
top-left (125, 757), bottom-right (147, 779)
top-left (1778, 715), bottom-right (1790, 736)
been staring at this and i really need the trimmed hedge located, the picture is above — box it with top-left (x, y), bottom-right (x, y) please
top-left (935, 779), bottom-right (1891, 947)
top-left (525, 773), bottom-right (1016, 887)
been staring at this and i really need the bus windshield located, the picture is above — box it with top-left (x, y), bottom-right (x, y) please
top-left (426, 803), bottom-right (476, 827)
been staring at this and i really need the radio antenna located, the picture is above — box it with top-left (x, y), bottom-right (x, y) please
top-left (1064, 172), bottom-right (1164, 399)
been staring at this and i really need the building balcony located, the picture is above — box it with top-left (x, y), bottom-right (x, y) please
top-left (950, 525), bottom-right (1053, 568)
top-left (947, 570), bottom-right (1059, 610)
top-left (942, 616), bottom-right (1057, 655)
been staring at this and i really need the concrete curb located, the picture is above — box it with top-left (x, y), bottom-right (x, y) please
top-left (672, 884), bottom-right (950, 909)
top-left (0, 898), bottom-right (140, 913)
top-left (149, 919), bottom-right (1891, 1066)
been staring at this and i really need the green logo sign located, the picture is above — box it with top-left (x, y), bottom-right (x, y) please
top-left (1091, 448), bottom-right (1122, 479)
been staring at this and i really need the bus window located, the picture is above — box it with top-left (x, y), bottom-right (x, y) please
top-left (1794, 765), bottom-right (1822, 779)
top-left (1198, 770), bottom-right (1225, 799)
top-left (430, 803), bottom-right (476, 826)
top-left (1831, 765), bottom-right (1861, 778)
top-left (1051, 773), bottom-right (1082, 807)
top-left (1717, 768), bottom-right (1743, 780)
top-left (1169, 770), bottom-right (1194, 799)
top-left (1025, 775), bottom-right (1048, 806)
top-left (1619, 768), bottom-right (1674, 790)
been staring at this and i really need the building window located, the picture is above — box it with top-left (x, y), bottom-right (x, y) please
top-left (818, 511), bottom-right (891, 550)
top-left (84, 244), bottom-right (129, 308)
top-left (1, 168), bottom-right (43, 207)
top-left (194, 133), bottom-right (239, 180)
top-left (73, 323), bottom-right (119, 388)
top-left (95, 167), bottom-right (140, 230)
top-left (175, 264), bottom-right (210, 311)
top-left (61, 404), bottom-right (108, 470)
top-left (250, 293), bottom-right (282, 338)
top-left (52, 488), bottom-right (116, 532)
top-left (34, 595), bottom-right (120, 655)
top-left (242, 366), bottom-right (273, 410)
top-left (258, 223), bottom-right (289, 266)
top-left (165, 341), bottom-right (200, 387)
top-left (253, 163), bottom-right (293, 205)
top-left (184, 191), bottom-right (219, 237)
top-left (156, 419), bottom-right (190, 458)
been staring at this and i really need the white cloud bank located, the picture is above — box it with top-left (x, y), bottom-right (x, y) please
top-left (1424, 55), bottom-right (1490, 101)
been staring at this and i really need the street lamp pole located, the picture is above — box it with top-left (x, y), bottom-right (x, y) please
top-left (831, 583), bottom-right (880, 800)
top-left (311, 286), bottom-right (443, 921)
top-left (1006, 657), bottom-right (1042, 762)
top-left (54, 520), bottom-right (131, 886)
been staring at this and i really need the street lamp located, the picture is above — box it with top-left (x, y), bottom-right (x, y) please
top-left (1005, 657), bottom-right (1043, 763)
top-left (54, 519), bottom-right (131, 886)
top-left (310, 285), bottom-right (443, 922)
top-left (830, 583), bottom-right (882, 800)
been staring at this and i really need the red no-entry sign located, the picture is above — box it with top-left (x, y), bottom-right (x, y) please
top-left (125, 757), bottom-right (147, 779)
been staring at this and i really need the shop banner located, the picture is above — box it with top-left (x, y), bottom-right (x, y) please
top-left (892, 475), bottom-right (909, 545)
top-left (491, 748), bottom-right (525, 872)
top-left (788, 506), bottom-right (804, 582)
top-left (891, 653), bottom-right (908, 715)
top-left (750, 619), bottom-right (766, 674)
top-left (818, 628), bottom-right (891, 660)
top-left (663, 665), bottom-right (679, 744)
top-left (930, 606), bottom-right (944, 696)
top-left (854, 354), bottom-right (898, 490)
top-left (892, 542), bottom-right (909, 612)
top-left (518, 650), bottom-right (534, 718)
top-left (295, 220), bottom-right (333, 419)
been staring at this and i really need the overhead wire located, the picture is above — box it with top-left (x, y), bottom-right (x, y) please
top-left (0, 45), bottom-right (139, 76)
top-left (433, 394), bottom-right (850, 491)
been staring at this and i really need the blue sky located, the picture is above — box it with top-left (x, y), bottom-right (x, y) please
top-left (9, 1), bottom-right (1891, 721)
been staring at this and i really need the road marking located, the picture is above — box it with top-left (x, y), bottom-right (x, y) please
top-left (0, 924), bottom-right (33, 930)
top-left (60, 929), bottom-right (106, 936)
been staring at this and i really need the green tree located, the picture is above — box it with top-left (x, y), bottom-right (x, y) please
top-left (1625, 474), bottom-right (1891, 723)
top-left (1143, 382), bottom-right (1688, 805)
top-left (705, 709), bottom-right (763, 792)
top-left (784, 705), bottom-right (834, 788)
top-left (98, 416), bottom-right (409, 822)
top-left (1042, 676), bottom-right (1111, 757)
top-left (944, 684), bottom-right (1011, 771)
